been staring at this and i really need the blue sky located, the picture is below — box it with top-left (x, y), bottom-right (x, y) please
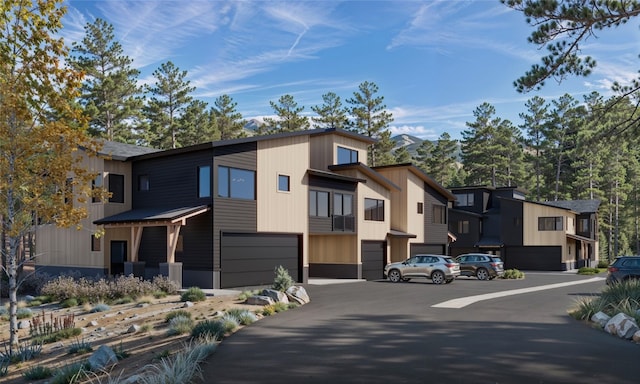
top-left (62, 0), bottom-right (640, 141)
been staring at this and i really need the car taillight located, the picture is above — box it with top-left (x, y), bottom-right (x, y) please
top-left (608, 267), bottom-right (618, 273)
top-left (445, 263), bottom-right (457, 268)
top-left (490, 263), bottom-right (498, 268)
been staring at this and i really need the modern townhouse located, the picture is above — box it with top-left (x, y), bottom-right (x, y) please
top-left (35, 128), bottom-right (455, 289)
top-left (448, 185), bottom-right (600, 270)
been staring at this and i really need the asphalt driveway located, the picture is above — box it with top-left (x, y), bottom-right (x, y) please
top-left (199, 273), bottom-right (640, 383)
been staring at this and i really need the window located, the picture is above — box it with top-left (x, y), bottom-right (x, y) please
top-left (454, 193), bottom-right (474, 207)
top-left (218, 166), bottom-right (255, 200)
top-left (365, 198), bottom-right (384, 221)
top-left (337, 146), bottom-right (358, 164)
top-left (138, 175), bottom-right (150, 192)
top-left (198, 166), bottom-right (211, 198)
top-left (578, 218), bottom-right (589, 232)
top-left (92, 174), bottom-right (103, 203)
top-left (278, 174), bottom-right (290, 192)
top-left (417, 202), bottom-right (423, 214)
top-left (458, 220), bottom-right (469, 234)
top-left (433, 205), bottom-right (446, 224)
top-left (91, 234), bottom-right (101, 251)
top-left (108, 174), bottom-right (124, 203)
top-left (538, 216), bottom-right (563, 231)
top-left (333, 193), bottom-right (354, 231)
top-left (309, 190), bottom-right (330, 217)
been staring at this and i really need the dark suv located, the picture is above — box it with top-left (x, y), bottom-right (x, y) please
top-left (455, 253), bottom-right (504, 280)
top-left (606, 256), bottom-right (640, 285)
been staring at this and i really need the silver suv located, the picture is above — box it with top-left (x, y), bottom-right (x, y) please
top-left (384, 254), bottom-right (460, 284)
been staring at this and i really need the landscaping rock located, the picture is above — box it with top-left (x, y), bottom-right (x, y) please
top-left (88, 345), bottom-right (118, 372)
top-left (89, 320), bottom-right (99, 327)
top-left (183, 301), bottom-right (195, 308)
top-left (261, 289), bottom-right (289, 304)
top-left (246, 295), bottom-right (274, 306)
top-left (127, 324), bottom-right (141, 334)
top-left (17, 320), bottom-right (30, 329)
top-left (286, 285), bottom-right (310, 305)
top-left (591, 311), bottom-right (610, 328)
top-left (605, 313), bottom-right (639, 339)
top-left (633, 330), bottom-right (640, 343)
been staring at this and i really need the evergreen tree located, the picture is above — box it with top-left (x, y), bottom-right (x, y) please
top-left (311, 92), bottom-right (348, 129)
top-left (346, 81), bottom-right (394, 166)
top-left (177, 100), bottom-right (218, 146)
top-left (261, 94), bottom-right (309, 134)
top-left (393, 145), bottom-right (413, 164)
top-left (461, 103), bottom-right (513, 187)
top-left (70, 18), bottom-right (142, 143)
top-left (143, 61), bottom-right (195, 149)
top-left (417, 133), bottom-right (459, 187)
top-left (214, 94), bottom-right (246, 140)
top-left (415, 139), bottom-right (435, 173)
top-left (519, 96), bottom-right (551, 200)
top-left (546, 94), bottom-right (581, 200)
top-left (495, 119), bottom-right (525, 187)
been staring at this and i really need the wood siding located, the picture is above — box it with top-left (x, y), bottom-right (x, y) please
top-left (309, 134), bottom-right (369, 169)
top-left (424, 183), bottom-right (449, 244)
top-left (523, 202), bottom-right (572, 261)
top-left (309, 235), bottom-right (357, 264)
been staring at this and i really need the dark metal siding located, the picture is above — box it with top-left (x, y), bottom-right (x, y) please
top-left (132, 149), bottom-right (213, 209)
top-left (220, 233), bottom-right (300, 288)
top-left (410, 244), bottom-right (445, 256)
top-left (423, 183), bottom-right (449, 243)
top-left (504, 246), bottom-right (562, 270)
top-left (176, 210), bottom-right (213, 270)
top-left (213, 142), bottom-right (258, 270)
top-left (139, 227), bottom-right (167, 267)
top-left (361, 241), bottom-right (386, 280)
top-left (500, 199), bottom-right (523, 246)
top-left (448, 211), bottom-right (481, 248)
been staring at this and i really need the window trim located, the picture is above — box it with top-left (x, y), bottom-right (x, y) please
top-left (217, 165), bottom-right (256, 200)
top-left (454, 193), bottom-right (474, 207)
top-left (417, 202), bottom-right (424, 214)
top-left (432, 204), bottom-right (446, 224)
top-left (278, 174), bottom-right (290, 192)
top-left (309, 190), bottom-right (330, 217)
top-left (108, 173), bottom-right (125, 204)
top-left (538, 216), bottom-right (563, 231)
top-left (364, 198), bottom-right (384, 221)
top-left (198, 166), bottom-right (211, 198)
top-left (337, 146), bottom-right (359, 165)
top-left (91, 234), bottom-right (101, 252)
top-left (458, 220), bottom-right (469, 234)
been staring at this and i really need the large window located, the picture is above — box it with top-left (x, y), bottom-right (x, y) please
top-left (365, 198), bottom-right (384, 221)
top-left (198, 166), bottom-right (211, 198)
top-left (108, 174), bottom-right (124, 203)
top-left (454, 193), bottom-right (474, 207)
top-left (310, 190), bottom-right (330, 217)
top-left (538, 216), bottom-right (563, 231)
top-left (333, 193), bottom-right (354, 231)
top-left (433, 205), bottom-right (446, 224)
top-left (337, 146), bottom-right (358, 164)
top-left (218, 166), bottom-right (255, 200)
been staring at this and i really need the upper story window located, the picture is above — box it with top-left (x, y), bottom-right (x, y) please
top-left (454, 193), bottom-right (474, 207)
top-left (138, 175), bottom-right (150, 192)
top-left (91, 234), bottom-right (101, 252)
top-left (309, 190), bottom-right (330, 217)
top-left (417, 202), bottom-right (424, 214)
top-left (337, 146), bottom-right (358, 165)
top-left (577, 218), bottom-right (589, 232)
top-left (538, 216), bottom-right (563, 231)
top-left (334, 193), bottom-right (353, 216)
top-left (218, 166), bottom-right (255, 200)
top-left (198, 166), bottom-right (211, 198)
top-left (458, 220), bottom-right (469, 234)
top-left (92, 174), bottom-right (103, 203)
top-left (433, 205), bottom-right (446, 224)
top-left (365, 198), bottom-right (384, 221)
top-left (108, 174), bottom-right (124, 203)
top-left (278, 174), bottom-right (290, 192)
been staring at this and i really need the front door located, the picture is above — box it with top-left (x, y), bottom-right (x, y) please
top-left (110, 241), bottom-right (127, 276)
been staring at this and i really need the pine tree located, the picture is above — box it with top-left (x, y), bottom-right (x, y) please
top-left (429, 133), bottom-right (459, 187)
top-left (143, 61), bottom-right (195, 149)
top-left (519, 96), bottom-right (551, 200)
top-left (214, 94), bottom-right (246, 140)
top-left (393, 145), bottom-right (413, 164)
top-left (262, 94), bottom-right (309, 134)
top-left (70, 18), bottom-right (143, 143)
top-left (346, 81), bottom-right (394, 166)
top-left (546, 94), bottom-right (581, 200)
top-left (311, 92), bottom-right (348, 129)
top-left (177, 100), bottom-right (218, 146)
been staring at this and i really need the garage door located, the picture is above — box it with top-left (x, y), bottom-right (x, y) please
top-left (410, 243), bottom-right (445, 256)
top-left (221, 233), bottom-right (300, 288)
top-left (362, 241), bottom-right (386, 281)
top-left (504, 246), bottom-right (561, 270)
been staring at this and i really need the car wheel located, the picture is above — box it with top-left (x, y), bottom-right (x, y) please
top-left (476, 268), bottom-right (489, 281)
top-left (431, 270), bottom-right (445, 285)
top-left (388, 269), bottom-right (402, 283)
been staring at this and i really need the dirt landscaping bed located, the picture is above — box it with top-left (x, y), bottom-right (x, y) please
top-left (0, 292), bottom-right (264, 383)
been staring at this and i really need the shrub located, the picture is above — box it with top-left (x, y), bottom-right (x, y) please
top-left (23, 365), bottom-right (53, 380)
top-left (577, 267), bottom-right (600, 275)
top-left (597, 259), bottom-right (609, 269)
top-left (32, 327), bottom-right (82, 344)
top-left (225, 308), bottom-right (258, 325)
top-left (262, 305), bottom-right (276, 316)
top-left (152, 290), bottom-right (167, 299)
top-left (90, 303), bottom-right (111, 313)
top-left (114, 341), bottom-right (130, 360)
top-left (112, 296), bottom-right (134, 305)
top-left (16, 307), bottom-right (33, 319)
top-left (50, 360), bottom-right (90, 384)
top-left (165, 310), bottom-right (192, 323)
top-left (68, 338), bottom-right (93, 355)
top-left (191, 319), bottom-right (228, 340)
top-left (151, 275), bottom-right (180, 295)
top-left (181, 287), bottom-right (206, 302)
top-left (272, 265), bottom-right (294, 292)
top-left (61, 298), bottom-right (78, 308)
top-left (136, 339), bottom-right (216, 384)
top-left (0, 307), bottom-right (8, 320)
top-left (238, 290), bottom-right (260, 301)
top-left (501, 269), bottom-right (525, 279)
top-left (167, 315), bottom-right (195, 336)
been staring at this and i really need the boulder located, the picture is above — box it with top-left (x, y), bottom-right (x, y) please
top-left (126, 324), bottom-right (141, 334)
top-left (183, 301), bottom-right (195, 308)
top-left (286, 286), bottom-right (310, 305)
top-left (245, 295), bottom-right (274, 306)
top-left (18, 320), bottom-right (30, 329)
top-left (591, 311), bottom-right (610, 328)
top-left (261, 289), bottom-right (289, 304)
top-left (88, 345), bottom-right (118, 372)
top-left (633, 330), bottom-right (640, 343)
top-left (605, 313), bottom-right (639, 339)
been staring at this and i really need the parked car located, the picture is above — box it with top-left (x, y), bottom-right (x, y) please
top-left (606, 256), bottom-right (640, 285)
top-left (455, 253), bottom-right (504, 280)
top-left (384, 255), bottom-right (460, 285)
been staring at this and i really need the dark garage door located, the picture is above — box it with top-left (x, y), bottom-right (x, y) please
top-left (221, 233), bottom-right (300, 288)
top-left (505, 246), bottom-right (561, 270)
top-left (362, 241), bottom-right (386, 281)
top-left (410, 243), bottom-right (445, 256)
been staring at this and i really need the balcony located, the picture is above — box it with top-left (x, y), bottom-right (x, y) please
top-left (333, 215), bottom-right (355, 232)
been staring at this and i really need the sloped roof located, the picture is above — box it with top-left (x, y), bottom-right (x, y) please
top-left (329, 162), bottom-right (400, 191)
top-left (94, 205), bottom-right (209, 225)
top-left (540, 200), bottom-right (601, 214)
top-left (373, 163), bottom-right (455, 202)
top-left (98, 140), bottom-right (159, 161)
